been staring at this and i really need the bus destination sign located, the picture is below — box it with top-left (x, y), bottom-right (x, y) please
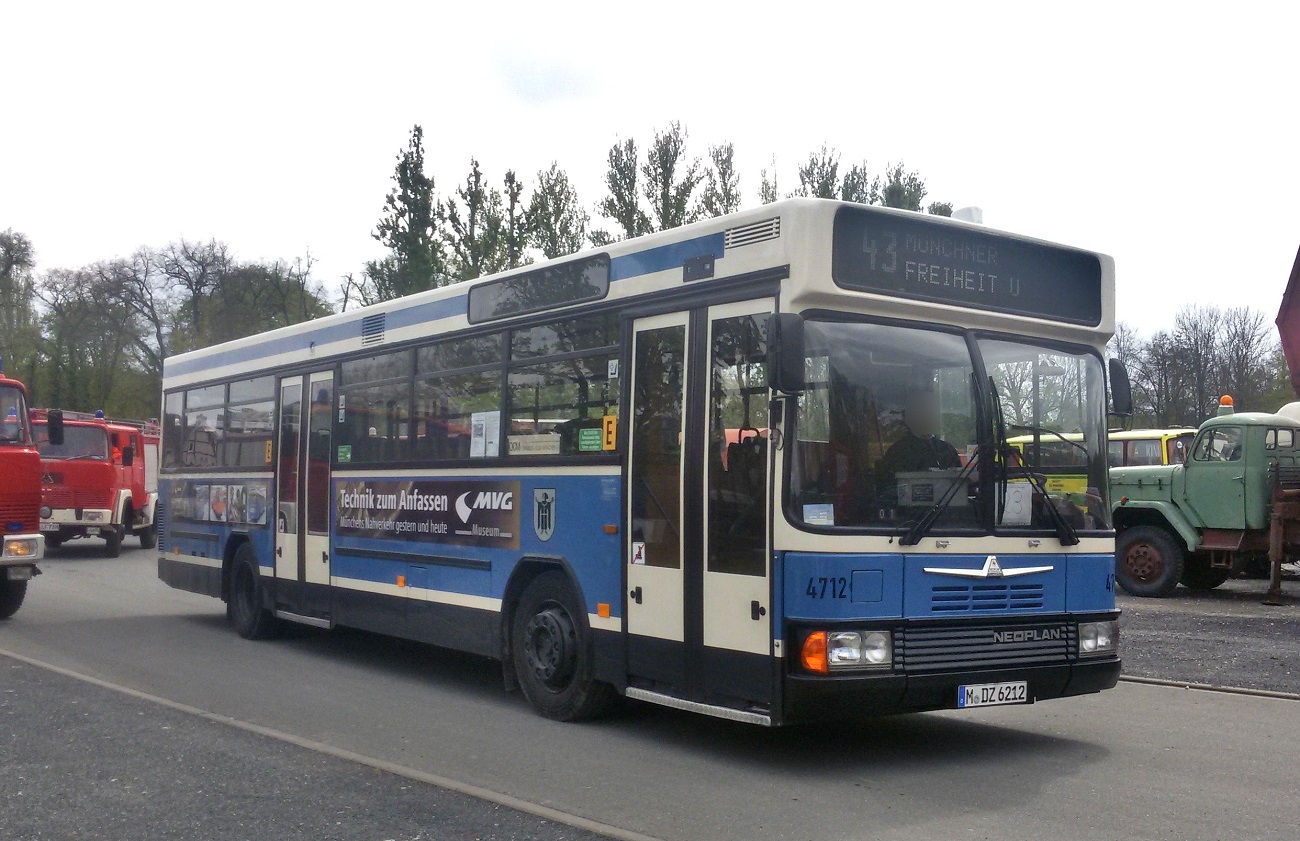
top-left (831, 207), bottom-right (1103, 326)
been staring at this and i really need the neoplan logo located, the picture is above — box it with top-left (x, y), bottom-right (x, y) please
top-left (992, 628), bottom-right (1064, 643)
top-left (455, 490), bottom-right (514, 523)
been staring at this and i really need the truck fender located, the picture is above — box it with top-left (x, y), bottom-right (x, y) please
top-left (1113, 500), bottom-right (1199, 552)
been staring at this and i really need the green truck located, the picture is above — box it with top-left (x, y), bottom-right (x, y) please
top-left (1111, 397), bottom-right (1300, 599)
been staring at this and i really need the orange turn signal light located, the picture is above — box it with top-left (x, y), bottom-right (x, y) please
top-left (597, 602), bottom-right (610, 618)
top-left (397, 575), bottom-right (406, 588)
top-left (801, 631), bottom-right (828, 674)
top-left (603, 524), bottom-right (618, 534)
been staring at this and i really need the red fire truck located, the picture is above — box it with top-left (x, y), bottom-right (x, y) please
top-left (31, 409), bottom-right (160, 557)
top-left (0, 358), bottom-right (50, 618)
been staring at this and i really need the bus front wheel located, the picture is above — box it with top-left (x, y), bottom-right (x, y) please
top-left (228, 544), bottom-right (279, 640)
top-left (1116, 526), bottom-right (1184, 597)
top-left (510, 571), bottom-right (616, 721)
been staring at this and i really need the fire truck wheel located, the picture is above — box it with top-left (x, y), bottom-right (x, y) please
top-left (104, 526), bottom-right (123, 558)
top-left (228, 543), bottom-right (279, 640)
top-left (138, 522), bottom-right (157, 550)
top-left (0, 579), bottom-right (27, 620)
top-left (1116, 525), bottom-right (1184, 597)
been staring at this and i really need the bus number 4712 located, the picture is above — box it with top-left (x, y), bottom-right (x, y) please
top-left (806, 577), bottom-right (848, 599)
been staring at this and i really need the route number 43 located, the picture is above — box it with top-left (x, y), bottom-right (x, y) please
top-left (806, 576), bottom-right (848, 599)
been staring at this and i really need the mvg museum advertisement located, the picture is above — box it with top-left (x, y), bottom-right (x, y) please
top-left (335, 479), bottom-right (521, 550)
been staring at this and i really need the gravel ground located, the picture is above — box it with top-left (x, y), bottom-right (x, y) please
top-left (0, 660), bottom-right (607, 841)
top-left (1118, 573), bottom-right (1300, 694)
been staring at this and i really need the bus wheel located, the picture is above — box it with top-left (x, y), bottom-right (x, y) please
top-left (0, 579), bottom-right (27, 620)
top-left (138, 522), bottom-right (157, 550)
top-left (1181, 556), bottom-right (1231, 591)
top-left (104, 525), bottom-right (123, 558)
top-left (511, 571), bottom-right (616, 721)
top-left (228, 544), bottom-right (278, 640)
top-left (1116, 526), bottom-right (1184, 597)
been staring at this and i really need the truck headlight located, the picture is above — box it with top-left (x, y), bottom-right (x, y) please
top-left (3, 536), bottom-right (40, 558)
top-left (1078, 620), bottom-right (1118, 656)
top-left (40, 505), bottom-right (52, 519)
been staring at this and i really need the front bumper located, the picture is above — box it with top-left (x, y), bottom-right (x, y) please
top-left (40, 508), bottom-right (115, 534)
top-left (783, 657), bottom-right (1121, 723)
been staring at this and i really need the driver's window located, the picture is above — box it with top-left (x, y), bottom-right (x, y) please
top-left (1193, 427), bottom-right (1242, 462)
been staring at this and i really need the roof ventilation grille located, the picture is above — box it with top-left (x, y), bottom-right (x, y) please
top-left (724, 217), bottom-right (781, 249)
top-left (361, 313), bottom-right (386, 346)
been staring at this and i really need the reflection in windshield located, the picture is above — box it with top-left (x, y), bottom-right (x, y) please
top-left (0, 386), bottom-right (31, 445)
top-left (35, 424), bottom-right (109, 460)
top-left (788, 321), bottom-right (1110, 534)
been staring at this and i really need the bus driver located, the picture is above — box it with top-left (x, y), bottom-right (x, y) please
top-left (877, 389), bottom-right (962, 486)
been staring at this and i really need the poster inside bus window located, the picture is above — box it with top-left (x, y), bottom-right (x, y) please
top-left (831, 207), bottom-right (1103, 326)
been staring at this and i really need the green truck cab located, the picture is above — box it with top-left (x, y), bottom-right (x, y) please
top-left (1111, 397), bottom-right (1300, 596)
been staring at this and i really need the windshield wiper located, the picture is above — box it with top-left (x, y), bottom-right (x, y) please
top-left (1008, 423), bottom-right (1088, 457)
top-left (899, 453), bottom-right (981, 546)
top-left (995, 387), bottom-right (1078, 546)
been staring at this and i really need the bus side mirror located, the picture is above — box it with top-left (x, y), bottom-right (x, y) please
top-left (766, 313), bottom-right (805, 394)
top-left (122, 446), bottom-right (134, 467)
top-left (1108, 358), bottom-right (1133, 417)
top-left (47, 409), bottom-right (65, 447)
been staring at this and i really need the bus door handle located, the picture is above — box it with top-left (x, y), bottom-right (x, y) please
top-left (630, 586), bottom-right (642, 604)
top-left (751, 601), bottom-right (766, 621)
top-left (322, 550), bottom-right (329, 563)
top-left (276, 546), bottom-right (282, 557)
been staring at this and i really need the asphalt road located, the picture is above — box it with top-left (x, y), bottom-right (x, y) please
top-left (2, 540), bottom-right (1298, 841)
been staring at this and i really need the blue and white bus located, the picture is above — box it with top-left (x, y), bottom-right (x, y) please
top-left (157, 198), bottom-right (1125, 725)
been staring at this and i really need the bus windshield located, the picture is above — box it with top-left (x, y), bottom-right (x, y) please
top-left (34, 424), bottom-right (109, 460)
top-left (787, 321), bottom-right (1109, 533)
top-left (1, 386), bottom-right (31, 445)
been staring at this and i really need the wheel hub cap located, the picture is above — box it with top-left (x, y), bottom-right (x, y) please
top-left (524, 606), bottom-right (576, 690)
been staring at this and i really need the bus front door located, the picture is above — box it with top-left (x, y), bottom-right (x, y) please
top-left (626, 300), bottom-right (775, 717)
top-left (274, 370), bottom-right (334, 617)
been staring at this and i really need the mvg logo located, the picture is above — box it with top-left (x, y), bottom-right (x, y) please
top-left (455, 490), bottom-right (514, 523)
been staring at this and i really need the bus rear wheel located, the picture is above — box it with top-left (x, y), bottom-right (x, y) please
top-left (511, 571), bottom-right (616, 721)
top-left (228, 544), bottom-right (278, 640)
top-left (1116, 525), bottom-right (1184, 597)
top-left (0, 579), bottom-right (27, 619)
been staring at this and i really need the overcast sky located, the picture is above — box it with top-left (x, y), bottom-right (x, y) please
top-left (4, 1), bottom-right (1297, 337)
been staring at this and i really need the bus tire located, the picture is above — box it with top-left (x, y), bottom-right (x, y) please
top-left (1181, 556), bottom-right (1230, 591)
top-left (228, 544), bottom-right (279, 640)
top-left (510, 571), bottom-right (616, 722)
top-left (104, 525), bottom-right (123, 558)
top-left (138, 522), bottom-right (157, 550)
top-left (1116, 526), bottom-right (1184, 597)
top-left (0, 579), bottom-right (27, 619)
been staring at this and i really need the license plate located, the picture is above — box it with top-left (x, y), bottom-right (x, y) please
top-left (958, 681), bottom-right (1028, 708)
top-left (6, 566), bottom-right (34, 581)
top-left (40, 522), bottom-right (59, 532)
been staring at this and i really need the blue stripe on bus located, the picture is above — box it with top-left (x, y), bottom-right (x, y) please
top-left (608, 233), bottom-right (726, 281)
top-left (165, 230), bottom-right (727, 381)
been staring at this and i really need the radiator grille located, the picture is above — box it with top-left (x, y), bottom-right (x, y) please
top-left (724, 217), bottom-right (780, 249)
top-left (0, 496), bottom-right (38, 533)
top-left (930, 582), bottom-right (1045, 613)
top-left (43, 488), bottom-right (110, 509)
top-left (897, 622), bottom-right (1074, 673)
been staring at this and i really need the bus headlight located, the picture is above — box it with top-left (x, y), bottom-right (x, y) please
top-left (1078, 620), bottom-right (1118, 656)
top-left (805, 630), bottom-right (893, 672)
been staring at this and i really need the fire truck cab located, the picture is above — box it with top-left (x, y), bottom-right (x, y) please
top-left (32, 409), bottom-right (160, 557)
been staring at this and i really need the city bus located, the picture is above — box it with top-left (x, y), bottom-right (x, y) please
top-left (157, 198), bottom-right (1126, 725)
